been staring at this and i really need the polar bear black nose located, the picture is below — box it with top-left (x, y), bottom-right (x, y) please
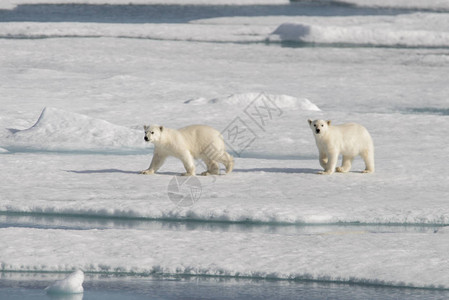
top-left (144, 136), bottom-right (149, 141)
top-left (316, 129), bottom-right (320, 134)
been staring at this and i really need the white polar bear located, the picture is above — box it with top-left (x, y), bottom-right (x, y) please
top-left (140, 124), bottom-right (234, 176)
top-left (308, 119), bottom-right (375, 175)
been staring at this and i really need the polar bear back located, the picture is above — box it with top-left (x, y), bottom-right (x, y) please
top-left (177, 125), bottom-right (225, 157)
top-left (328, 123), bottom-right (373, 156)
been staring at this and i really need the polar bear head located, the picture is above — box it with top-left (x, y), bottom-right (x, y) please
top-left (308, 119), bottom-right (331, 136)
top-left (143, 125), bottom-right (164, 143)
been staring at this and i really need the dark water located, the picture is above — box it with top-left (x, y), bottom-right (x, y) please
top-left (1, 274), bottom-right (449, 300)
top-left (0, 212), bottom-right (444, 234)
top-left (0, 2), bottom-right (414, 24)
top-left (404, 107), bottom-right (449, 116)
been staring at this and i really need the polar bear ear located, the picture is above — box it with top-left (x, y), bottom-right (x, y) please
top-left (308, 119), bottom-right (312, 126)
top-left (143, 125), bottom-right (148, 131)
top-left (327, 120), bottom-right (331, 126)
top-left (159, 126), bottom-right (164, 132)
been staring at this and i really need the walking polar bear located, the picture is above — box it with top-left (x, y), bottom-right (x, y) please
top-left (141, 124), bottom-right (234, 176)
top-left (308, 119), bottom-right (375, 175)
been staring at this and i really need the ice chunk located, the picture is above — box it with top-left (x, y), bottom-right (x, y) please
top-left (45, 270), bottom-right (84, 294)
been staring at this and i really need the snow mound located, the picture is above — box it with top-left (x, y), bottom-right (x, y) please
top-left (45, 270), bottom-right (84, 294)
top-left (270, 22), bottom-right (449, 48)
top-left (185, 93), bottom-right (321, 111)
top-left (2, 107), bottom-right (146, 154)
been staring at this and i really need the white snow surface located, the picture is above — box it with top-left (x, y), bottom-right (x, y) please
top-left (2, 227), bottom-right (449, 289)
top-left (1, 0), bottom-right (449, 291)
top-left (45, 270), bottom-right (84, 294)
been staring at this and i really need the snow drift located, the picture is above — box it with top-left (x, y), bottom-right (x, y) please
top-left (185, 93), bottom-right (321, 111)
top-left (2, 107), bottom-right (147, 154)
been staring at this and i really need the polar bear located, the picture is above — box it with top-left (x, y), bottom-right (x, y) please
top-left (308, 119), bottom-right (375, 175)
top-left (140, 124), bottom-right (234, 176)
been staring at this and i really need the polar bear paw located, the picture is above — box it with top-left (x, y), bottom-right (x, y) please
top-left (336, 167), bottom-right (349, 173)
top-left (140, 169), bottom-right (155, 175)
top-left (318, 170), bottom-right (333, 175)
top-left (201, 170), bottom-right (220, 176)
top-left (181, 172), bottom-right (195, 176)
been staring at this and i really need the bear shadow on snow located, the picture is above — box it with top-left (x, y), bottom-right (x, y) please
top-left (66, 169), bottom-right (191, 176)
top-left (66, 169), bottom-right (146, 175)
top-left (66, 169), bottom-right (187, 176)
top-left (233, 168), bottom-right (318, 174)
top-left (66, 168), bottom-right (319, 175)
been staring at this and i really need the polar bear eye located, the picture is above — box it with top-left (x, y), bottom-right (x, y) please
top-left (321, 125), bottom-right (324, 127)
top-left (150, 131), bottom-right (154, 134)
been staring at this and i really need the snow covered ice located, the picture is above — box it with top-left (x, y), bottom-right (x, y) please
top-left (1, 0), bottom-right (449, 296)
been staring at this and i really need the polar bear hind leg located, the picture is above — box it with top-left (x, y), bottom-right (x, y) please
top-left (361, 148), bottom-right (375, 173)
top-left (202, 152), bottom-right (233, 175)
top-left (201, 159), bottom-right (220, 176)
top-left (218, 152), bottom-right (234, 174)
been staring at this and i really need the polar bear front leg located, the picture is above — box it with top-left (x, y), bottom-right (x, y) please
top-left (336, 155), bottom-right (353, 173)
top-left (180, 151), bottom-right (195, 176)
top-left (319, 151), bottom-right (338, 175)
top-left (319, 151), bottom-right (328, 169)
top-left (140, 152), bottom-right (167, 175)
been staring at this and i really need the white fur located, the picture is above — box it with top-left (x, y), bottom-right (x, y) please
top-left (141, 124), bottom-right (234, 176)
top-left (308, 119), bottom-right (375, 175)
